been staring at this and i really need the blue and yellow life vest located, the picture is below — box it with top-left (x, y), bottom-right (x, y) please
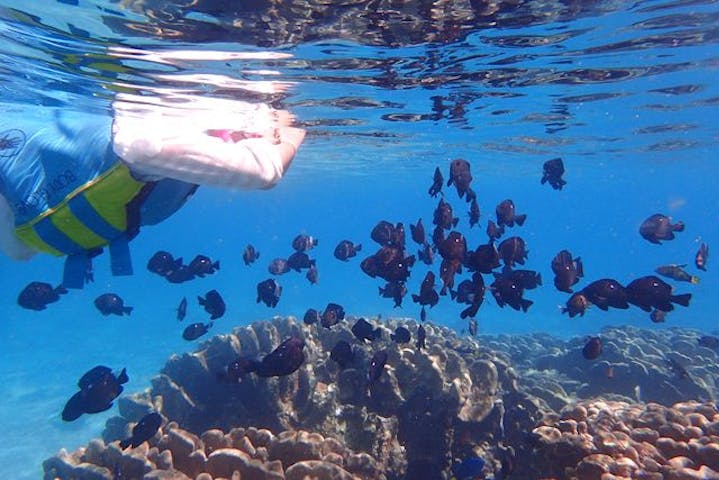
top-left (0, 107), bottom-right (196, 288)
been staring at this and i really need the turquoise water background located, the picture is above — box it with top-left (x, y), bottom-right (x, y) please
top-left (0, 0), bottom-right (718, 478)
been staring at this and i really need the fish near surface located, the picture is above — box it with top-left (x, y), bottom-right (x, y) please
top-left (639, 213), bottom-right (684, 244)
top-left (495, 199), bottom-right (526, 228)
top-left (541, 157), bottom-right (566, 190)
top-left (433, 199), bottom-right (459, 230)
top-left (438, 231), bottom-right (467, 262)
top-left (625, 275), bottom-right (691, 312)
top-left (468, 198), bottom-right (480, 228)
top-left (428, 166), bottom-right (443, 197)
top-left (119, 412), bottom-right (163, 449)
top-left (410, 218), bottom-right (426, 245)
top-left (17, 281), bottom-right (67, 311)
top-left (447, 158), bottom-right (475, 201)
top-left (198, 289), bottom-right (226, 320)
top-left (94, 293), bottom-right (133, 316)
top-left (655, 264), bottom-right (699, 284)
top-left (498, 236), bottom-right (528, 268)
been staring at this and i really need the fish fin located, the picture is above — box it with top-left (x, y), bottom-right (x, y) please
top-left (118, 368), bottom-right (129, 384)
top-left (541, 176), bottom-right (547, 184)
top-left (174, 257), bottom-right (183, 267)
top-left (378, 286), bottom-right (385, 296)
top-left (450, 290), bottom-right (457, 300)
top-left (214, 261), bottom-right (220, 270)
top-left (55, 285), bottom-right (68, 295)
top-left (411, 294), bottom-right (420, 303)
top-left (119, 438), bottom-right (131, 450)
top-left (521, 299), bottom-right (533, 312)
top-left (691, 276), bottom-right (700, 284)
top-left (453, 217), bottom-right (459, 227)
top-left (671, 293), bottom-right (692, 307)
top-left (198, 296), bottom-right (206, 305)
top-left (515, 214), bottom-right (527, 226)
top-left (674, 221), bottom-right (685, 232)
top-left (576, 257), bottom-right (584, 277)
top-left (356, 244), bottom-right (362, 252)
top-left (124, 306), bottom-right (133, 315)
top-left (256, 252), bottom-right (260, 259)
top-left (536, 273), bottom-right (542, 286)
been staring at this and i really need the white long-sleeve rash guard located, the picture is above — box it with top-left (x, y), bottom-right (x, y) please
top-left (111, 93), bottom-right (293, 189)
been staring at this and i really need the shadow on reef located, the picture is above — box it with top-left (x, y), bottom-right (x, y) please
top-left (43, 317), bottom-right (719, 479)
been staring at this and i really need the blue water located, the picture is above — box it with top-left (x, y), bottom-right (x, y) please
top-left (0, 0), bottom-right (718, 478)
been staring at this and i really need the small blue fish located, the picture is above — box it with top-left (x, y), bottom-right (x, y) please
top-left (452, 456), bottom-right (485, 480)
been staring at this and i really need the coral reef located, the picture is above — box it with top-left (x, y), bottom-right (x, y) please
top-left (528, 399), bottom-right (719, 480)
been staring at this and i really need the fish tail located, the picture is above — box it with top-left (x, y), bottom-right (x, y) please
top-left (674, 221), bottom-right (685, 232)
top-left (671, 293), bottom-right (692, 307)
top-left (124, 306), bottom-right (133, 315)
top-left (198, 296), bottom-right (206, 306)
top-left (356, 243), bottom-right (362, 252)
top-left (536, 273), bottom-right (543, 286)
top-left (214, 261), bottom-right (221, 270)
top-left (55, 285), bottom-right (69, 295)
top-left (515, 214), bottom-right (527, 226)
top-left (119, 438), bottom-right (131, 450)
top-left (521, 299), bottom-right (533, 312)
top-left (118, 368), bottom-right (129, 384)
top-left (691, 276), bottom-right (700, 285)
top-left (411, 294), bottom-right (420, 303)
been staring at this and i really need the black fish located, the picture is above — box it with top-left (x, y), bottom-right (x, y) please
top-left (418, 243), bottom-right (435, 265)
top-left (667, 357), bottom-right (690, 380)
top-left (439, 258), bottom-right (462, 295)
top-left (655, 264), bottom-right (699, 284)
top-left (639, 213), bottom-right (684, 244)
top-left (465, 242), bottom-right (500, 274)
top-left (306, 263), bottom-right (319, 284)
top-left (428, 166), bottom-right (443, 197)
top-left (292, 234), bottom-right (318, 252)
top-left (198, 289), bottom-right (226, 319)
top-left (62, 366), bottom-right (128, 421)
top-left (218, 357), bottom-right (257, 383)
top-left (165, 265), bottom-right (194, 283)
top-left (541, 157), bottom-right (566, 190)
top-left (561, 292), bottom-right (590, 317)
top-left (119, 412), bottom-right (163, 449)
top-left (447, 158), bottom-right (475, 201)
top-left (287, 251), bottom-right (315, 272)
top-left (303, 308), bottom-right (320, 325)
top-left (625, 275), bottom-right (691, 312)
top-left (256, 278), bottom-right (282, 307)
top-left (368, 350), bottom-right (388, 383)
top-left (551, 250), bottom-right (584, 293)
top-left (468, 318), bottom-right (478, 337)
top-left (468, 198), bottom-right (480, 228)
top-left (390, 326), bottom-right (411, 344)
top-left (254, 337), bottom-right (305, 377)
top-left (490, 274), bottom-right (532, 312)
top-left (147, 251), bottom-right (182, 277)
top-left (500, 269), bottom-right (541, 290)
top-left (695, 242), bottom-right (709, 271)
top-left (176, 297), bottom-right (187, 321)
top-left (650, 309), bottom-right (667, 323)
top-left (94, 293), bottom-right (133, 316)
top-left (433, 199), bottom-right (459, 230)
top-left (321, 302), bottom-right (346, 328)
top-left (486, 220), bottom-right (504, 242)
top-left (412, 271), bottom-right (439, 308)
top-left (420, 306), bottom-right (427, 322)
top-left (371, 221), bottom-right (404, 248)
top-left (352, 318), bottom-right (382, 343)
top-left (188, 254), bottom-right (220, 277)
top-left (438, 231), bottom-right (467, 262)
top-left (416, 324), bottom-right (426, 350)
top-left (498, 236), bottom-right (528, 268)
top-left (496, 199), bottom-right (526, 228)
top-left (182, 322), bottom-right (212, 341)
top-left (379, 281), bottom-right (407, 308)
top-left (410, 218), bottom-right (426, 245)
top-left (582, 279), bottom-right (629, 311)
top-left (17, 281), bottom-right (67, 311)
top-left (334, 240), bottom-right (362, 261)
top-left (582, 336), bottom-right (602, 360)
top-left (242, 245), bottom-right (260, 266)
top-left (268, 258), bottom-right (290, 275)
top-left (330, 340), bottom-right (354, 368)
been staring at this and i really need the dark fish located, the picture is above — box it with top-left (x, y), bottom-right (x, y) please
top-left (254, 337), bottom-right (305, 377)
top-left (182, 322), bottom-right (212, 340)
top-left (287, 251), bottom-right (315, 272)
top-left (490, 274), bottom-right (532, 312)
top-left (452, 456), bottom-right (485, 480)
top-left (412, 271), bottom-right (440, 308)
top-left (119, 412), bottom-right (163, 449)
top-left (306, 263), bottom-right (319, 284)
top-left (268, 258), bottom-right (290, 275)
top-left (562, 292), bottom-right (590, 317)
top-left (416, 324), bottom-right (426, 350)
top-left (198, 289), bottom-right (226, 320)
top-left (667, 357), bottom-right (690, 380)
top-left (62, 366), bottom-right (128, 421)
top-left (639, 213), bottom-right (684, 244)
top-left (188, 254), bottom-right (220, 277)
top-left (486, 220), bottom-right (504, 242)
top-left (432, 225), bottom-right (445, 249)
top-left (256, 278), bottom-right (282, 308)
top-left (334, 240), bottom-right (362, 261)
top-left (438, 231), bottom-right (467, 262)
top-left (468, 198), bottom-right (480, 228)
top-left (292, 234), bottom-right (318, 252)
top-left (439, 258), bottom-right (462, 295)
top-left (394, 223), bottom-right (406, 248)
top-left (695, 242), bottom-right (709, 271)
top-left (698, 335), bottom-right (719, 349)
top-left (428, 166), bottom-right (443, 197)
top-left (541, 157), bottom-right (566, 190)
top-left (147, 251), bottom-right (182, 277)
top-left (78, 365), bottom-right (115, 391)
top-left (582, 336), bottom-right (602, 360)
top-left (501, 269), bottom-right (542, 290)
top-left (379, 281), bottom-right (407, 308)
top-left (468, 318), bottom-right (478, 337)
top-left (17, 281), bottom-right (67, 311)
top-left (446, 158), bottom-right (475, 201)
top-left (420, 306), bottom-right (427, 322)
top-left (650, 309), bottom-right (667, 323)
top-left (330, 340), bottom-right (354, 368)
top-left (496, 199), bottom-right (526, 228)
top-left (165, 265), bottom-right (194, 283)
top-left (465, 242), bottom-right (500, 274)
top-left (433, 199), bottom-right (459, 230)
top-left (217, 357), bottom-right (256, 383)
top-left (581, 278), bottom-right (629, 311)
top-left (551, 250), bottom-right (584, 293)
top-left (418, 242), bottom-right (435, 265)
top-left (321, 302), bottom-right (346, 328)
top-left (498, 236), bottom-right (528, 268)
top-left (655, 264), bottom-right (699, 284)
top-left (370, 221), bottom-right (405, 248)
top-left (176, 297), bottom-right (187, 321)
top-left (410, 218), bottom-right (426, 245)
top-left (94, 293), bottom-right (133, 316)
top-left (625, 275), bottom-right (691, 312)
top-left (390, 326), bottom-right (411, 344)
top-left (352, 318), bottom-right (382, 343)
top-left (242, 244), bottom-right (260, 266)
top-left (367, 350), bottom-right (388, 383)
top-left (303, 308), bottom-right (320, 325)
